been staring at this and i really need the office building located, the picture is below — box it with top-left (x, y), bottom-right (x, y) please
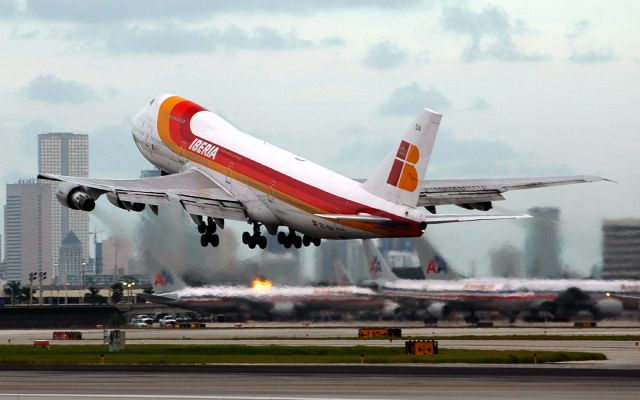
top-left (3, 180), bottom-right (53, 283)
top-left (524, 207), bottom-right (562, 278)
top-left (38, 132), bottom-right (90, 269)
top-left (602, 219), bottom-right (640, 279)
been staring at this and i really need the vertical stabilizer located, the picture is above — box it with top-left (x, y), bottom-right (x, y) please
top-left (362, 108), bottom-right (441, 207)
top-left (362, 239), bottom-right (397, 282)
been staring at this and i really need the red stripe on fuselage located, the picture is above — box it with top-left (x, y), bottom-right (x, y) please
top-left (163, 99), bottom-right (422, 237)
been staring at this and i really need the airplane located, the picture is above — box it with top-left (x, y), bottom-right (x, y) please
top-left (362, 240), bottom-right (635, 322)
top-left (362, 239), bottom-right (535, 322)
top-left (38, 94), bottom-right (605, 249)
top-left (139, 278), bottom-right (389, 320)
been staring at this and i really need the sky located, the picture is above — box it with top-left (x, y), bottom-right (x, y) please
top-left (1, 0), bottom-right (638, 277)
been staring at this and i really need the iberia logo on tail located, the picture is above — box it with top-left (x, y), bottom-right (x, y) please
top-left (386, 140), bottom-right (420, 192)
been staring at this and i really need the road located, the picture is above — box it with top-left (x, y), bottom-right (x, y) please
top-left (0, 366), bottom-right (638, 399)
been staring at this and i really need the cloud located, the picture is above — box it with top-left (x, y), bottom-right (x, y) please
top-left (0, 0), bottom-right (19, 18)
top-left (362, 40), bottom-right (409, 69)
top-left (331, 124), bottom-right (572, 180)
top-left (441, 5), bottom-right (547, 63)
top-left (21, 75), bottom-right (101, 104)
top-left (379, 82), bottom-right (450, 116)
top-left (430, 130), bottom-right (573, 177)
top-left (89, 119), bottom-right (152, 178)
top-left (466, 97), bottom-right (491, 111)
top-left (68, 23), bottom-right (342, 54)
top-left (567, 20), bottom-right (618, 64)
top-left (22, 0), bottom-right (424, 22)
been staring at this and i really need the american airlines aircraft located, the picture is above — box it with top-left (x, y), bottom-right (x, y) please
top-left (39, 94), bottom-right (603, 249)
top-left (362, 240), bottom-right (635, 322)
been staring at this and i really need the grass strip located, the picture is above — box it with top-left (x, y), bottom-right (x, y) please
top-left (131, 334), bottom-right (640, 342)
top-left (0, 344), bottom-right (605, 365)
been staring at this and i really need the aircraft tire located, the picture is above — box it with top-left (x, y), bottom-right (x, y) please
top-left (302, 235), bottom-right (311, 247)
top-left (242, 232), bottom-right (251, 244)
top-left (198, 224), bottom-right (206, 234)
top-left (277, 231), bottom-right (286, 244)
top-left (258, 236), bottom-right (267, 249)
top-left (210, 235), bottom-right (220, 247)
top-left (284, 240), bottom-right (292, 249)
top-left (312, 237), bottom-right (321, 246)
top-left (293, 236), bottom-right (302, 248)
top-left (199, 235), bottom-right (208, 247)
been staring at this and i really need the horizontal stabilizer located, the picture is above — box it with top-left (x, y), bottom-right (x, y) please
top-left (422, 213), bottom-right (530, 224)
top-left (315, 213), bottom-right (402, 225)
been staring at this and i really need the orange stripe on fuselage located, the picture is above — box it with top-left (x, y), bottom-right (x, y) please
top-left (156, 96), bottom-right (422, 237)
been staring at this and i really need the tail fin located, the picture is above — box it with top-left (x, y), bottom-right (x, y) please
top-left (362, 108), bottom-right (441, 207)
top-left (333, 260), bottom-right (352, 286)
top-left (362, 239), bottom-right (397, 282)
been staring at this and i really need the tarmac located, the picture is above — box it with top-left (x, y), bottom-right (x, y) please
top-left (0, 321), bottom-right (639, 399)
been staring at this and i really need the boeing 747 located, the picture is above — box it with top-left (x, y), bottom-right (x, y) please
top-left (39, 94), bottom-right (604, 249)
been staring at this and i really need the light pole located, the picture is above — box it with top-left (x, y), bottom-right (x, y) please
top-left (81, 261), bottom-right (86, 304)
top-left (54, 262), bottom-right (59, 305)
top-left (28, 272), bottom-right (37, 306)
top-left (38, 271), bottom-right (47, 305)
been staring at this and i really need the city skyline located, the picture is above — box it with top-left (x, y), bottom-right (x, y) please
top-left (0, 1), bottom-right (638, 276)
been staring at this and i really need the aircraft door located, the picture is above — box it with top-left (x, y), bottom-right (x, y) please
top-left (268, 180), bottom-right (277, 202)
top-left (225, 162), bottom-right (234, 184)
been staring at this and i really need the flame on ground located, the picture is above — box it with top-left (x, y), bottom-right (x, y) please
top-left (251, 277), bottom-right (273, 291)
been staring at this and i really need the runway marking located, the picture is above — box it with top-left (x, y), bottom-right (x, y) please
top-left (0, 394), bottom-right (367, 400)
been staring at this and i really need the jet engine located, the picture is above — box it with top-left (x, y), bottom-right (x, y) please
top-left (272, 302), bottom-right (296, 318)
top-left (55, 183), bottom-right (95, 212)
top-left (594, 297), bottom-right (623, 319)
top-left (426, 302), bottom-right (451, 319)
top-left (106, 192), bottom-right (145, 212)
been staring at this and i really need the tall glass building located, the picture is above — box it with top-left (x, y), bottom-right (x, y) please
top-left (38, 133), bottom-right (89, 282)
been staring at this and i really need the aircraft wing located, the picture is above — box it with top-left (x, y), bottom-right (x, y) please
top-left (37, 169), bottom-right (247, 221)
top-left (419, 175), bottom-right (606, 207)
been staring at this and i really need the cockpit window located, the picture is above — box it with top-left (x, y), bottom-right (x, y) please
top-left (149, 98), bottom-right (155, 105)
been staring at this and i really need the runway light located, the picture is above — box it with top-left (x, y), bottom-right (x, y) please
top-left (251, 277), bottom-right (273, 291)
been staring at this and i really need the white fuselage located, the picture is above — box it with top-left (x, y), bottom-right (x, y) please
top-left (130, 95), bottom-right (428, 239)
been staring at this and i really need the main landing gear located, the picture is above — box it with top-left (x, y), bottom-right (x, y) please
top-left (242, 222), bottom-right (267, 249)
top-left (277, 230), bottom-right (321, 249)
top-left (198, 217), bottom-right (220, 247)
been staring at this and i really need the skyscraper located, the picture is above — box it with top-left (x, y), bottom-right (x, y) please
top-left (602, 219), bottom-right (640, 279)
top-left (3, 180), bottom-right (53, 283)
top-left (38, 133), bottom-right (90, 275)
top-left (524, 207), bottom-right (562, 278)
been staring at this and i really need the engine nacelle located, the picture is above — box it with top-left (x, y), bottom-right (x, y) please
top-left (272, 302), bottom-right (296, 317)
top-left (106, 192), bottom-right (145, 212)
top-left (595, 298), bottom-right (623, 319)
top-left (55, 183), bottom-right (95, 212)
top-left (426, 302), bottom-right (451, 319)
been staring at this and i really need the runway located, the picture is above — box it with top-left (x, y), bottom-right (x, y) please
top-left (0, 366), bottom-right (638, 399)
top-left (1, 322), bottom-right (639, 398)
top-left (2, 322), bottom-right (640, 367)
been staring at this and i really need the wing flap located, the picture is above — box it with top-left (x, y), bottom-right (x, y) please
top-left (117, 191), bottom-right (171, 206)
top-left (179, 193), bottom-right (247, 220)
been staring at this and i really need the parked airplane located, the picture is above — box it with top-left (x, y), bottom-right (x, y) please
top-left (140, 278), bottom-right (388, 320)
top-left (39, 94), bottom-right (604, 249)
top-left (362, 240), bottom-right (634, 322)
top-left (362, 239), bottom-right (534, 322)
